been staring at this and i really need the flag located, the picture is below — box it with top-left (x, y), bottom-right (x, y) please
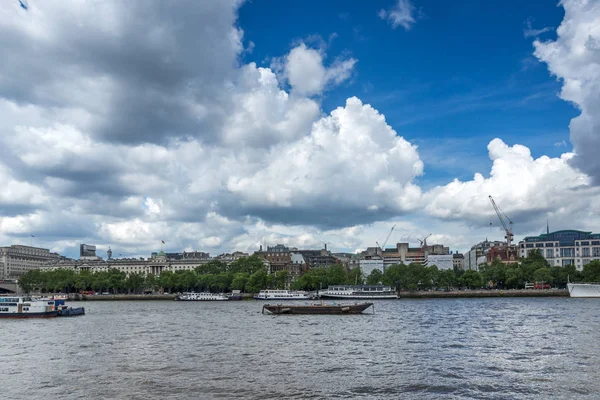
top-left (162, 240), bottom-right (165, 244)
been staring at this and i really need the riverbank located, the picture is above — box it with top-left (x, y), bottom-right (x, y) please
top-left (65, 289), bottom-right (570, 301)
top-left (70, 294), bottom-right (177, 301)
top-left (399, 289), bottom-right (569, 298)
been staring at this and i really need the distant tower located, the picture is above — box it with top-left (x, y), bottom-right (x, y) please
top-left (107, 247), bottom-right (113, 259)
top-left (547, 218), bottom-right (550, 235)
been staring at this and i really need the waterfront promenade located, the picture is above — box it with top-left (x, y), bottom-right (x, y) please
top-left (66, 289), bottom-right (568, 301)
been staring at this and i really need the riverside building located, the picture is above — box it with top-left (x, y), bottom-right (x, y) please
top-left (42, 251), bottom-right (213, 276)
top-left (519, 230), bottom-right (600, 270)
top-left (0, 245), bottom-right (63, 280)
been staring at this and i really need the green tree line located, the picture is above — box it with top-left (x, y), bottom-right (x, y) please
top-left (17, 251), bottom-right (600, 294)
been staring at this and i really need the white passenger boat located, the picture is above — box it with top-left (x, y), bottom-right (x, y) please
top-left (567, 283), bottom-right (600, 298)
top-left (175, 292), bottom-right (229, 301)
top-left (318, 285), bottom-right (398, 299)
top-left (0, 296), bottom-right (59, 318)
top-left (253, 290), bottom-right (309, 300)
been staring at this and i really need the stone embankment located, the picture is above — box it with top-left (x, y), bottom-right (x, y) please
top-left (70, 294), bottom-right (177, 301)
top-left (399, 289), bottom-right (569, 298)
top-left (66, 290), bottom-right (569, 301)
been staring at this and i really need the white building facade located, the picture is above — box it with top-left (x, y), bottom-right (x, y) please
top-left (0, 245), bottom-right (63, 280)
top-left (424, 255), bottom-right (454, 270)
top-left (519, 230), bottom-right (600, 271)
top-left (42, 251), bottom-right (214, 276)
top-left (360, 258), bottom-right (384, 277)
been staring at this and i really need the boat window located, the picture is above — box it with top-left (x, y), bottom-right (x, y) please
top-left (0, 308), bottom-right (8, 312)
top-left (23, 307), bottom-right (29, 311)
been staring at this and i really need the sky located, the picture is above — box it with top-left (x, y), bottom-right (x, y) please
top-left (0, 0), bottom-right (599, 260)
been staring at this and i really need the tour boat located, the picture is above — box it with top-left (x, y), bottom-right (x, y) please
top-left (567, 283), bottom-right (600, 298)
top-left (0, 296), bottom-right (60, 318)
top-left (317, 285), bottom-right (398, 299)
top-left (175, 292), bottom-right (230, 301)
top-left (262, 302), bottom-right (374, 315)
top-left (253, 290), bottom-right (309, 300)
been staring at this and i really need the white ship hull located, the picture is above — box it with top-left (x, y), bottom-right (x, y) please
top-left (319, 293), bottom-right (398, 300)
top-left (567, 283), bottom-right (600, 298)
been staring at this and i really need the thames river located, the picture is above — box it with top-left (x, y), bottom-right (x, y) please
top-left (2, 297), bottom-right (599, 399)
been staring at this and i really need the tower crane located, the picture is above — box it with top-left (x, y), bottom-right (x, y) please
top-left (376, 224), bottom-right (396, 254)
top-left (417, 233), bottom-right (432, 248)
top-left (489, 195), bottom-right (514, 247)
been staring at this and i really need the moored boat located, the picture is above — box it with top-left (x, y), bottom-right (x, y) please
top-left (253, 290), bottom-right (309, 300)
top-left (318, 285), bottom-right (398, 299)
top-left (262, 302), bottom-right (374, 315)
top-left (57, 306), bottom-right (86, 317)
top-left (0, 296), bottom-right (59, 318)
top-left (175, 292), bottom-right (229, 301)
top-left (567, 282), bottom-right (600, 298)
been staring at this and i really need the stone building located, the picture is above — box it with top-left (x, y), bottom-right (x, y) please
top-left (0, 245), bottom-right (63, 280)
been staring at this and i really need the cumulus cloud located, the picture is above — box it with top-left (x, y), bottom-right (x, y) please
top-left (0, 0), bottom-right (423, 257)
top-left (226, 97), bottom-right (424, 227)
top-left (534, 0), bottom-right (600, 183)
top-left (378, 0), bottom-right (417, 31)
top-left (277, 43), bottom-right (357, 96)
top-left (423, 139), bottom-right (594, 235)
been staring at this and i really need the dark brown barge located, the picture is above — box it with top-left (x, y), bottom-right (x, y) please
top-left (262, 302), bottom-right (374, 315)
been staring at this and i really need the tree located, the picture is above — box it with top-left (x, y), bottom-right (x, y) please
top-left (196, 260), bottom-right (227, 275)
top-left (382, 264), bottom-right (403, 289)
top-left (347, 267), bottom-right (364, 286)
top-left (459, 270), bottom-right (482, 289)
top-left (480, 259), bottom-right (506, 288)
top-left (366, 269), bottom-right (383, 285)
top-left (125, 272), bottom-right (145, 294)
top-left (231, 273), bottom-right (249, 292)
top-left (582, 260), bottom-right (600, 282)
top-left (504, 267), bottom-right (524, 289)
top-left (18, 270), bottom-right (37, 293)
top-left (273, 270), bottom-right (289, 289)
top-left (533, 268), bottom-right (553, 285)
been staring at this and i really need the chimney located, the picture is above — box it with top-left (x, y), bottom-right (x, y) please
top-left (325, 243), bottom-right (327, 251)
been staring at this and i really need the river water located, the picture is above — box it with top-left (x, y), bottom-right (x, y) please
top-left (1, 297), bottom-right (599, 399)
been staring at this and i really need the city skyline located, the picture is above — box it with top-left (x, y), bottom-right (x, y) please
top-left (1, 0), bottom-right (599, 261)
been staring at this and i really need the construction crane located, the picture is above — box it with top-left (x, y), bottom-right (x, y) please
top-left (376, 224), bottom-right (396, 254)
top-left (417, 233), bottom-right (432, 248)
top-left (489, 195), bottom-right (514, 247)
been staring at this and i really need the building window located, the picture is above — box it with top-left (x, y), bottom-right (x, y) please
top-left (562, 259), bottom-right (574, 266)
top-left (526, 244), bottom-right (534, 248)
top-left (545, 243), bottom-right (554, 247)
top-left (560, 248), bottom-right (575, 258)
top-left (545, 249), bottom-right (554, 259)
top-left (593, 247), bottom-right (600, 257)
top-left (535, 243), bottom-right (544, 248)
top-left (582, 248), bottom-right (590, 257)
top-left (581, 241), bottom-right (590, 246)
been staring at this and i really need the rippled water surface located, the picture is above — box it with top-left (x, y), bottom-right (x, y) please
top-left (2, 298), bottom-right (599, 399)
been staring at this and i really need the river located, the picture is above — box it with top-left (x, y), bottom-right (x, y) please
top-left (1, 297), bottom-right (599, 399)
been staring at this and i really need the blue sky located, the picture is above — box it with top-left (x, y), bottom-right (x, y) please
top-left (239, 0), bottom-right (576, 185)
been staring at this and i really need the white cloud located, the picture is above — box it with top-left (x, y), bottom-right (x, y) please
top-left (379, 0), bottom-right (417, 31)
top-left (226, 97), bottom-right (424, 226)
top-left (281, 43), bottom-right (357, 96)
top-left (423, 139), bottom-right (592, 231)
top-left (523, 18), bottom-right (553, 38)
top-left (533, 0), bottom-right (600, 183)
